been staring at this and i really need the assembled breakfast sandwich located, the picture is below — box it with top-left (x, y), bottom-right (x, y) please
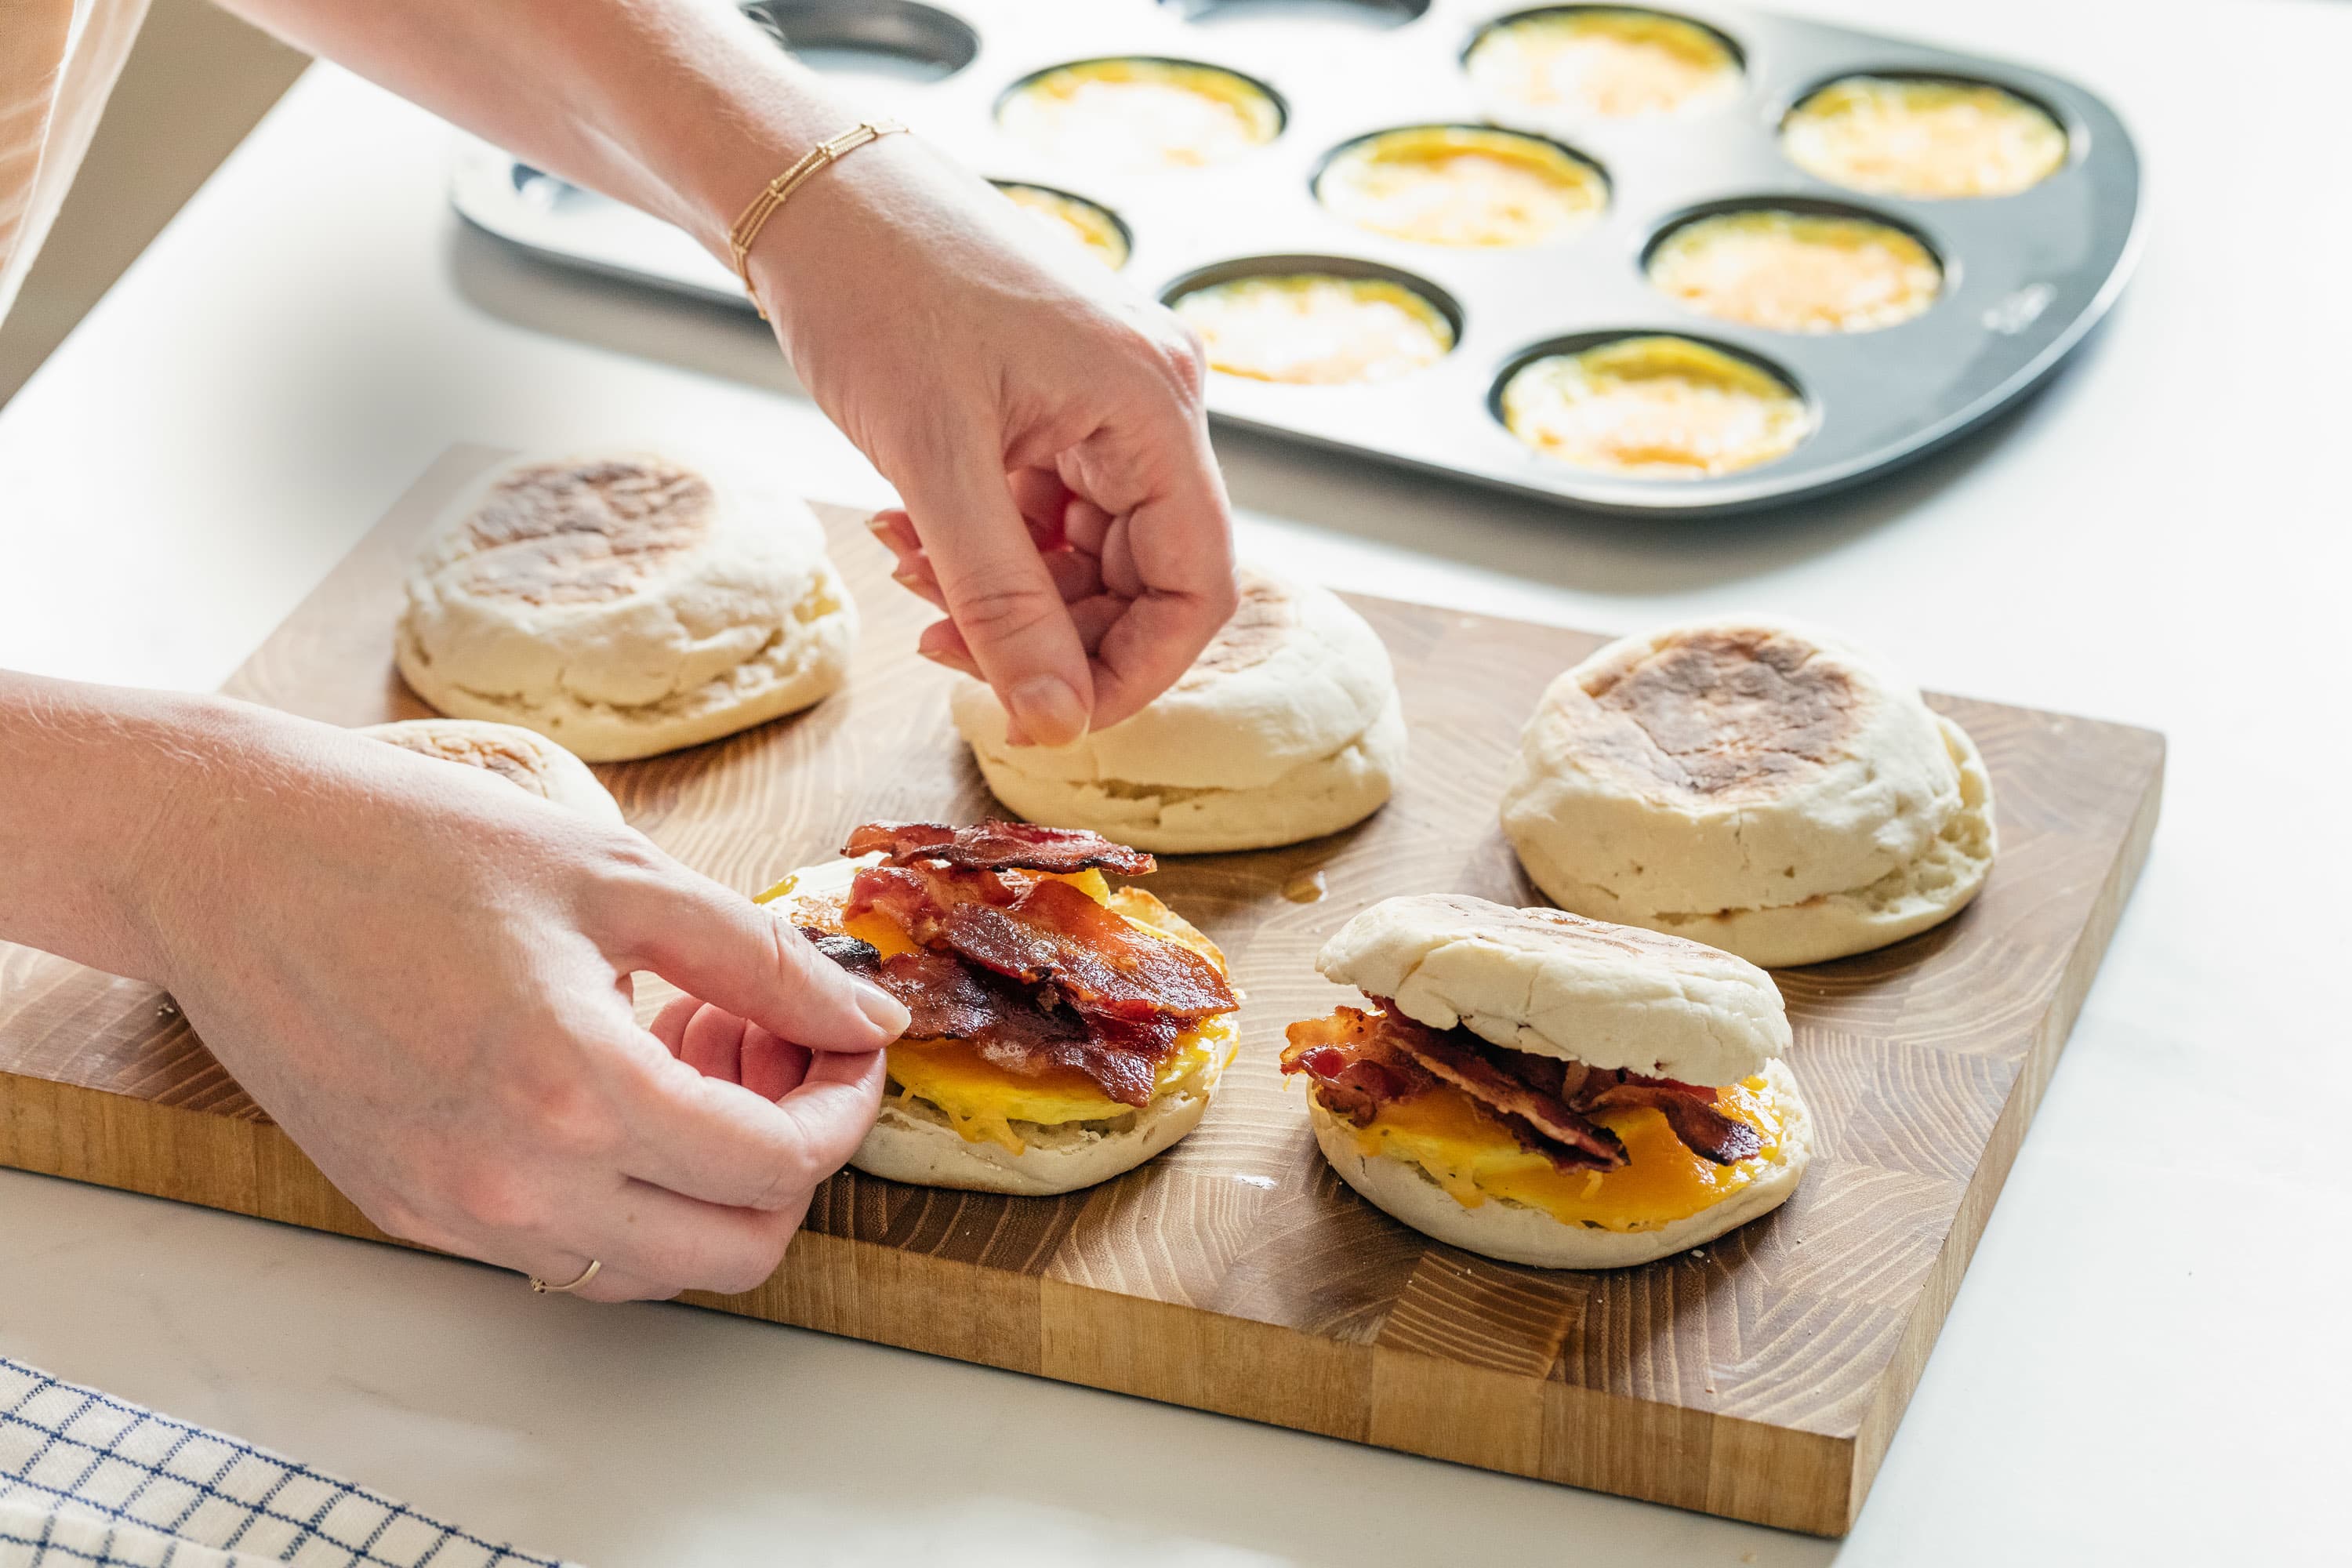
top-left (764, 822), bottom-right (1240, 1196)
top-left (1282, 895), bottom-right (1809, 1268)
top-left (1501, 615), bottom-right (1994, 966)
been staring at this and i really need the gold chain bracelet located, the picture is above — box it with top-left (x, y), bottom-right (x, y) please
top-left (727, 119), bottom-right (908, 320)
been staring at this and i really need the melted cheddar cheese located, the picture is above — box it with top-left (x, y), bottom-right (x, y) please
top-left (1336, 1073), bottom-right (1785, 1231)
top-left (758, 865), bottom-right (1235, 1155)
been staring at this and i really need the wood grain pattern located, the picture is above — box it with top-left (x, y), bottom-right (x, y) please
top-left (0, 445), bottom-right (2164, 1535)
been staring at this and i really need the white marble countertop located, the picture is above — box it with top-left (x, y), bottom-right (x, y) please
top-left (2, 0), bottom-right (2344, 1561)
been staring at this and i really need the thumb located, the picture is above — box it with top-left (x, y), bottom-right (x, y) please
top-left (896, 433), bottom-right (1094, 746)
top-left (606, 872), bottom-right (909, 1051)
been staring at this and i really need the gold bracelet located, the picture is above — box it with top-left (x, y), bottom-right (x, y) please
top-left (727, 119), bottom-right (908, 320)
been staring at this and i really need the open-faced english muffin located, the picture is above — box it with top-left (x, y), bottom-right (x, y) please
top-left (1500, 616), bottom-right (1994, 966)
top-left (763, 821), bottom-right (1240, 1196)
top-left (394, 448), bottom-right (856, 762)
top-left (951, 568), bottom-right (1404, 854)
top-left (356, 717), bottom-right (623, 824)
top-left (1284, 894), bottom-right (1809, 1268)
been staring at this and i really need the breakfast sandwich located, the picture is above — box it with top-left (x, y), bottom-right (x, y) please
top-left (764, 822), bottom-right (1240, 1195)
top-left (1282, 894), bottom-right (1809, 1269)
top-left (950, 565), bottom-right (1403, 854)
top-left (1501, 615), bottom-right (1996, 965)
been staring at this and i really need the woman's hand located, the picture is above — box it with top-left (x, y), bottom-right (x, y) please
top-left (746, 132), bottom-right (1240, 746)
top-left (118, 697), bottom-right (906, 1302)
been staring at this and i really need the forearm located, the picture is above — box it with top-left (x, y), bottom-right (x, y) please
top-left (0, 673), bottom-right (269, 982)
top-left (211, 0), bottom-right (856, 259)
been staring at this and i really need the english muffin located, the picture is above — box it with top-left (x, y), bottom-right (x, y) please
top-left (356, 717), bottom-right (622, 822)
top-left (1500, 617), bottom-right (1994, 965)
top-left (394, 449), bottom-right (856, 762)
top-left (951, 567), bottom-right (1403, 854)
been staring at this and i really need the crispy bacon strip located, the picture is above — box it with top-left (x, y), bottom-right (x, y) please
top-left (843, 821), bottom-right (1154, 876)
top-left (942, 878), bottom-right (1236, 1025)
top-left (845, 862), bottom-right (1015, 947)
top-left (798, 927), bottom-right (1169, 1106)
top-left (1375, 1008), bottom-right (1628, 1171)
top-left (1279, 1007), bottom-right (1436, 1125)
top-left (1584, 1074), bottom-right (1762, 1165)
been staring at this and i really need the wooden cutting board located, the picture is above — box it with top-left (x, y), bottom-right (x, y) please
top-left (0, 446), bottom-right (2163, 1536)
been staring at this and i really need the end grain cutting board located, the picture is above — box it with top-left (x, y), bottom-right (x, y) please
top-left (0, 446), bottom-right (2163, 1535)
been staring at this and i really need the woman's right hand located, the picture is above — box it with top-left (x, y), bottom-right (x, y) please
top-left (123, 698), bottom-right (906, 1302)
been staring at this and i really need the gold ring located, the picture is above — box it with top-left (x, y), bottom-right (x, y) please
top-left (529, 1258), bottom-right (601, 1294)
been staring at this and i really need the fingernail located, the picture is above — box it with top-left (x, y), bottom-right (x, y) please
top-left (1007, 676), bottom-right (1087, 748)
top-left (848, 975), bottom-right (910, 1037)
top-left (864, 512), bottom-right (892, 535)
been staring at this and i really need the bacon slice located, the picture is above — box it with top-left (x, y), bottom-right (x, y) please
top-left (799, 927), bottom-right (1170, 1106)
top-left (1279, 1007), bottom-right (1436, 1125)
top-left (843, 821), bottom-right (1154, 876)
top-left (1374, 1009), bottom-right (1629, 1171)
top-left (1280, 1001), bottom-right (1763, 1171)
top-left (1583, 1073), bottom-right (1763, 1165)
top-left (941, 878), bottom-right (1236, 1024)
top-left (845, 862), bottom-right (1016, 947)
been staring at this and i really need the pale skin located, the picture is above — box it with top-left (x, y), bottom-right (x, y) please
top-left (0, 0), bottom-right (1237, 1301)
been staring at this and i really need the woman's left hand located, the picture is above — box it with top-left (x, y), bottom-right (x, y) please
top-left (745, 129), bottom-right (1239, 748)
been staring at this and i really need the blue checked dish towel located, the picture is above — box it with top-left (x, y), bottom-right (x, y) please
top-left (0, 1359), bottom-right (572, 1567)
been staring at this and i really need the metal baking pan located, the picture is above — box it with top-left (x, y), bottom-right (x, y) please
top-left (449, 0), bottom-right (2141, 517)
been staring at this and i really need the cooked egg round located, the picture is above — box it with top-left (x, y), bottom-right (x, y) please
top-left (1649, 208), bottom-right (1941, 333)
top-left (1466, 7), bottom-right (1741, 120)
top-left (1782, 75), bottom-right (2068, 199)
top-left (996, 182), bottom-right (1130, 269)
top-left (1173, 273), bottom-right (1456, 386)
top-left (1316, 125), bottom-right (1608, 248)
top-left (997, 58), bottom-right (1282, 172)
top-left (1500, 335), bottom-right (1811, 477)
top-left (1341, 1072), bottom-right (1789, 1232)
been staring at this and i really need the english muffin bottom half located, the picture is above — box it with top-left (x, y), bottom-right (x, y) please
top-left (760, 821), bottom-right (1240, 1196)
top-left (1283, 895), bottom-right (1809, 1269)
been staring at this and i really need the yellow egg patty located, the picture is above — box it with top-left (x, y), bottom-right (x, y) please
top-left (1501, 335), bottom-right (1812, 477)
top-left (1467, 8), bottom-right (1741, 119)
top-left (1649, 209), bottom-right (1941, 333)
top-left (997, 183), bottom-right (1130, 269)
top-left (1782, 75), bottom-right (2067, 199)
top-left (1339, 1073), bottom-right (1788, 1231)
top-left (1318, 125), bottom-right (1608, 248)
top-left (998, 58), bottom-right (1281, 172)
top-left (1173, 274), bottom-right (1455, 386)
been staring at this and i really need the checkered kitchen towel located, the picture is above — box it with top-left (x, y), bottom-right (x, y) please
top-left (0, 1359), bottom-right (572, 1567)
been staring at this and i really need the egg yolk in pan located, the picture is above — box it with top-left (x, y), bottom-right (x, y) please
top-left (1338, 1073), bottom-right (1787, 1231)
top-left (998, 58), bottom-right (1282, 172)
top-left (996, 182), bottom-right (1130, 269)
top-left (1649, 209), bottom-right (1940, 333)
top-left (1174, 274), bottom-right (1456, 387)
top-left (1501, 335), bottom-right (1812, 477)
top-left (1466, 8), bottom-right (1741, 120)
top-left (1782, 75), bottom-right (2068, 199)
top-left (1317, 125), bottom-right (1608, 248)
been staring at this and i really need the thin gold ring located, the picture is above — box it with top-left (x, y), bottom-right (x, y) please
top-left (529, 1258), bottom-right (601, 1294)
